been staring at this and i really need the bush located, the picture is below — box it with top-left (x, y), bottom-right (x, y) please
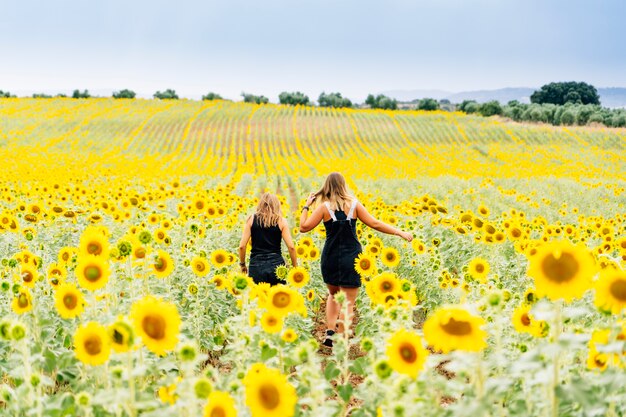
top-left (530, 81), bottom-right (600, 105)
top-left (318, 92), bottom-right (352, 108)
top-left (72, 90), bottom-right (90, 99)
top-left (560, 109), bottom-right (576, 125)
top-left (241, 93), bottom-right (268, 104)
top-left (154, 89), bottom-right (179, 100)
top-left (587, 112), bottom-right (605, 125)
top-left (202, 92), bottom-right (223, 101)
top-left (113, 89), bottom-right (136, 99)
top-left (0, 90), bottom-right (14, 98)
top-left (278, 91), bottom-right (309, 106)
top-left (417, 98), bottom-right (439, 111)
top-left (458, 100), bottom-right (478, 113)
top-left (32, 93), bottom-right (53, 98)
top-left (365, 94), bottom-right (398, 110)
top-left (478, 101), bottom-right (502, 117)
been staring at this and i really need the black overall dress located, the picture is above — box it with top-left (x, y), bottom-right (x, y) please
top-left (248, 215), bottom-right (286, 286)
top-left (320, 200), bottom-right (363, 288)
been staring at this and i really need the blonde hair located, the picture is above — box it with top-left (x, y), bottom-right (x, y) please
top-left (255, 193), bottom-right (282, 228)
top-left (314, 172), bottom-right (354, 211)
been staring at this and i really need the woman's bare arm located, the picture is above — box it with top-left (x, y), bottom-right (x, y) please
top-left (238, 216), bottom-right (253, 273)
top-left (355, 202), bottom-right (413, 241)
top-left (299, 204), bottom-right (325, 233)
top-left (280, 218), bottom-right (298, 267)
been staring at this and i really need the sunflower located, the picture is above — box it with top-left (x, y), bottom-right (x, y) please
top-left (295, 245), bottom-right (308, 259)
top-left (265, 285), bottom-right (305, 317)
top-left (191, 256), bottom-right (211, 277)
top-left (74, 322), bottom-right (111, 366)
top-left (386, 329), bottom-right (429, 378)
top-left (108, 318), bottom-right (135, 353)
top-left (158, 384), bottom-right (178, 405)
top-left (151, 250), bottom-right (175, 279)
top-left (354, 253), bottom-right (376, 277)
top-left (423, 307), bottom-right (487, 353)
top-left (131, 296), bottom-right (181, 356)
top-left (204, 391), bottom-right (237, 417)
top-left (468, 258), bottom-right (490, 283)
top-left (244, 366), bottom-right (297, 417)
top-left (54, 283), bottom-right (85, 319)
top-left (286, 267), bottom-right (309, 288)
top-left (306, 289), bottom-right (316, 302)
top-left (308, 247), bottom-right (320, 261)
top-left (79, 227), bottom-right (110, 258)
top-left (411, 239), bottom-right (426, 255)
top-left (153, 228), bottom-right (168, 244)
top-left (527, 240), bottom-right (596, 302)
top-left (261, 312), bottom-right (284, 334)
top-left (281, 328), bottom-right (298, 343)
top-left (365, 243), bottom-right (381, 258)
top-left (47, 263), bottom-right (67, 287)
top-left (511, 304), bottom-right (546, 337)
top-left (586, 329), bottom-right (619, 371)
top-left (380, 247), bottom-right (400, 268)
top-left (210, 249), bottom-right (229, 268)
top-left (594, 269), bottom-right (626, 314)
top-left (11, 288), bottom-right (33, 314)
top-left (19, 264), bottom-right (38, 288)
top-left (211, 274), bottom-right (230, 290)
top-left (76, 255), bottom-right (110, 291)
top-left (298, 236), bottom-right (313, 247)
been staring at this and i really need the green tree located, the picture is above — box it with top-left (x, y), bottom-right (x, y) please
top-left (154, 89), bottom-right (179, 100)
top-left (241, 93), bottom-right (269, 104)
top-left (0, 90), bottom-right (14, 98)
top-left (72, 89), bottom-right (90, 99)
top-left (32, 93), bottom-right (53, 98)
top-left (458, 100), bottom-right (478, 113)
top-left (530, 81), bottom-right (600, 105)
top-left (560, 109), bottom-right (576, 125)
top-left (478, 101), bottom-right (502, 117)
top-left (365, 94), bottom-right (398, 110)
top-left (202, 92), bottom-right (223, 101)
top-left (318, 92), bottom-right (352, 108)
top-left (113, 89), bottom-right (136, 99)
top-left (278, 91), bottom-right (309, 106)
top-left (417, 98), bottom-right (439, 111)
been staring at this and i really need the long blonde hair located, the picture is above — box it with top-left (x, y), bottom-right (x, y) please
top-left (255, 193), bottom-right (282, 228)
top-left (313, 172), bottom-right (354, 211)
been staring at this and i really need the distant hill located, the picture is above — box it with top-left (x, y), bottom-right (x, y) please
top-left (383, 87), bottom-right (626, 108)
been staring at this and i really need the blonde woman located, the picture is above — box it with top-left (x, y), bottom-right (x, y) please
top-left (239, 193), bottom-right (297, 285)
top-left (299, 172), bottom-right (412, 347)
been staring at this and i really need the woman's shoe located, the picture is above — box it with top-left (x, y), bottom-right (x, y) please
top-left (323, 329), bottom-right (335, 348)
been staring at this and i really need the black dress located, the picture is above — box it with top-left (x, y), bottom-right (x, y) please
top-left (248, 215), bottom-right (286, 286)
top-left (320, 200), bottom-right (363, 288)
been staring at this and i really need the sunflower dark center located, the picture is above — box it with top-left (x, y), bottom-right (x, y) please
top-left (18, 294), bottom-right (29, 308)
top-left (22, 271), bottom-right (34, 283)
top-left (441, 317), bottom-right (473, 336)
top-left (142, 314), bottom-right (166, 340)
top-left (540, 252), bottom-right (579, 283)
top-left (215, 254), bottom-right (225, 264)
top-left (210, 407), bottom-right (226, 417)
top-left (63, 294), bottom-right (78, 309)
top-left (292, 272), bottom-right (304, 283)
top-left (521, 313), bottom-right (531, 326)
top-left (84, 335), bottom-right (102, 355)
top-left (87, 242), bottom-right (102, 255)
top-left (273, 292), bottom-right (290, 308)
top-left (475, 264), bottom-right (485, 273)
top-left (258, 383), bottom-right (280, 410)
top-left (84, 266), bottom-right (102, 282)
top-left (399, 343), bottom-right (417, 363)
top-left (609, 279), bottom-right (626, 301)
top-left (155, 257), bottom-right (167, 272)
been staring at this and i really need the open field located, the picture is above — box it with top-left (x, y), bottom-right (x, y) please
top-left (1, 98), bottom-right (625, 417)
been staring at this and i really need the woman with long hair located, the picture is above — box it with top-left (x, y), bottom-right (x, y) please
top-left (299, 172), bottom-right (412, 347)
top-left (239, 193), bottom-right (297, 285)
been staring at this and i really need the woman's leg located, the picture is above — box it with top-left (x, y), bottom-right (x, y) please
top-left (337, 286), bottom-right (359, 335)
top-left (325, 284), bottom-right (341, 331)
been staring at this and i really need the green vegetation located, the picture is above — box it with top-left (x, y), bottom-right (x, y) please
top-left (112, 89), bottom-right (136, 99)
top-left (318, 92), bottom-right (352, 108)
top-left (202, 92), bottom-right (223, 101)
top-left (242, 93), bottom-right (269, 104)
top-left (531, 81), bottom-right (600, 105)
top-left (72, 89), bottom-right (91, 99)
top-left (278, 91), bottom-right (310, 106)
top-left (365, 94), bottom-right (398, 110)
top-left (154, 89), bottom-right (179, 100)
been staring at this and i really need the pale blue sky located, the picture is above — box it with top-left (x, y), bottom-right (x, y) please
top-left (1, 0), bottom-right (624, 101)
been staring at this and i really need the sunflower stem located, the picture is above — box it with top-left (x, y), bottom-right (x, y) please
top-left (551, 300), bottom-right (562, 417)
top-left (127, 351), bottom-right (137, 417)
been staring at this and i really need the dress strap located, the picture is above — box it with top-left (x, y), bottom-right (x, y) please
top-left (347, 199), bottom-right (358, 220)
top-left (324, 202), bottom-right (337, 222)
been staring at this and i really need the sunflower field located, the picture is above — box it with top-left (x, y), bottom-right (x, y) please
top-left (1, 98), bottom-right (625, 417)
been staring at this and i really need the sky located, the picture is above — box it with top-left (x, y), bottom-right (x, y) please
top-left (1, 0), bottom-right (625, 102)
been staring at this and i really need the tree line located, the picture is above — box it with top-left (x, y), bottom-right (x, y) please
top-left (1, 82), bottom-right (624, 128)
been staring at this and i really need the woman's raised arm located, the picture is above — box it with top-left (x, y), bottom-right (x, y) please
top-left (355, 202), bottom-right (413, 241)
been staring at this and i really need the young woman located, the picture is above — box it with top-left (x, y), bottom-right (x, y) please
top-left (239, 193), bottom-right (297, 285)
top-left (299, 172), bottom-right (412, 347)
